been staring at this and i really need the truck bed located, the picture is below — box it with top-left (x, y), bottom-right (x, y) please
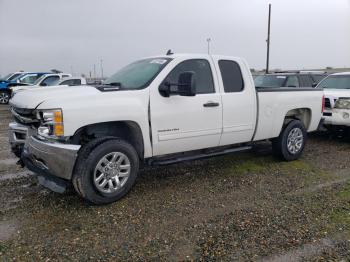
top-left (253, 87), bottom-right (324, 141)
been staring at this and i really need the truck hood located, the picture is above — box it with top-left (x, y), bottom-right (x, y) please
top-left (324, 89), bottom-right (350, 98)
top-left (9, 85), bottom-right (100, 109)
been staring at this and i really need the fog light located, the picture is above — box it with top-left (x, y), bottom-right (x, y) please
top-left (38, 126), bottom-right (50, 136)
top-left (343, 112), bottom-right (350, 119)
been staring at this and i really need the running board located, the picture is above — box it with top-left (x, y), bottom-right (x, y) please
top-left (149, 146), bottom-right (252, 166)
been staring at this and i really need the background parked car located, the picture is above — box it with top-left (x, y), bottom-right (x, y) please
top-left (0, 72), bottom-right (50, 104)
top-left (53, 76), bottom-right (87, 86)
top-left (0, 71), bottom-right (27, 81)
top-left (10, 73), bottom-right (72, 95)
top-left (254, 72), bottom-right (328, 88)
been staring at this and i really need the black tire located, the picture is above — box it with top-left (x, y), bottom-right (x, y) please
top-left (272, 120), bottom-right (307, 161)
top-left (0, 90), bottom-right (10, 104)
top-left (72, 138), bottom-right (139, 205)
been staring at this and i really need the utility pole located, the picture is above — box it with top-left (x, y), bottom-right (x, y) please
top-left (93, 64), bottom-right (96, 80)
top-left (100, 59), bottom-right (104, 79)
top-left (206, 38), bottom-right (211, 54)
top-left (265, 4), bottom-right (272, 74)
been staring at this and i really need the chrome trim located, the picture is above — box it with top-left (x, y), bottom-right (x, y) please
top-left (9, 122), bottom-right (30, 146)
top-left (24, 136), bottom-right (81, 180)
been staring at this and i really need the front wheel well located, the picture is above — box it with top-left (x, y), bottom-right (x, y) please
top-left (70, 121), bottom-right (144, 159)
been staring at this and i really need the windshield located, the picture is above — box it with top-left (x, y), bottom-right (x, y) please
top-left (254, 75), bottom-right (287, 88)
top-left (8, 73), bottom-right (24, 81)
top-left (7, 73), bottom-right (25, 82)
top-left (317, 75), bottom-right (350, 89)
top-left (104, 58), bottom-right (171, 89)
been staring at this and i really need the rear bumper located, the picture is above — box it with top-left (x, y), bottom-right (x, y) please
top-left (22, 135), bottom-right (81, 181)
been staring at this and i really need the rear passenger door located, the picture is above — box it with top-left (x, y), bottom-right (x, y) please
top-left (213, 58), bottom-right (257, 146)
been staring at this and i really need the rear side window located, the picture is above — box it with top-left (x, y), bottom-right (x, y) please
top-left (285, 76), bottom-right (299, 87)
top-left (60, 79), bottom-right (81, 86)
top-left (298, 75), bottom-right (312, 87)
top-left (218, 60), bottom-right (244, 93)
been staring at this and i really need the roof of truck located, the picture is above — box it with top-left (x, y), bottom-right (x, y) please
top-left (331, 72), bottom-right (350, 76)
top-left (150, 53), bottom-right (243, 60)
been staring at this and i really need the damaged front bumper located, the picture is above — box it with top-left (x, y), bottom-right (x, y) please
top-left (8, 122), bottom-right (31, 158)
top-left (21, 135), bottom-right (81, 193)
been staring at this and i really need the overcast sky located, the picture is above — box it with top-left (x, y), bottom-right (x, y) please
top-left (0, 0), bottom-right (349, 77)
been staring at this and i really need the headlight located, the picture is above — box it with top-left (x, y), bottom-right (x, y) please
top-left (334, 98), bottom-right (350, 109)
top-left (37, 109), bottom-right (64, 138)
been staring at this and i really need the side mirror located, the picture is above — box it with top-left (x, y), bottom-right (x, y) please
top-left (312, 83), bottom-right (317, 88)
top-left (41, 83), bottom-right (47, 86)
top-left (159, 71), bottom-right (196, 97)
top-left (177, 71), bottom-right (196, 96)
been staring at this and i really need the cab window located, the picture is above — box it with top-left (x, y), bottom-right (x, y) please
top-left (41, 76), bottom-right (60, 86)
top-left (163, 59), bottom-right (215, 94)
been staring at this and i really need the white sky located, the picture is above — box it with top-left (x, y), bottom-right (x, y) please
top-left (0, 0), bottom-right (349, 77)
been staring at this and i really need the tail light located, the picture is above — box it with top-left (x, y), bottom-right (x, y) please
top-left (322, 95), bottom-right (325, 113)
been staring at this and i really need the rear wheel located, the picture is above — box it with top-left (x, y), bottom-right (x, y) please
top-left (72, 138), bottom-right (139, 205)
top-left (0, 91), bottom-right (10, 104)
top-left (272, 120), bottom-right (307, 161)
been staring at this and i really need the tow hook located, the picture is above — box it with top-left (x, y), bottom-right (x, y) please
top-left (16, 158), bottom-right (25, 168)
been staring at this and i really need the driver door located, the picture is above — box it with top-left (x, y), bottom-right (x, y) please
top-left (150, 58), bottom-right (222, 156)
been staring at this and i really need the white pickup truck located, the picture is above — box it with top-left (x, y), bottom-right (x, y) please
top-left (317, 72), bottom-right (350, 132)
top-left (9, 54), bottom-right (324, 205)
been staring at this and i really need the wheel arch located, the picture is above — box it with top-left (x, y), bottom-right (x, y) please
top-left (283, 108), bottom-right (312, 130)
top-left (71, 121), bottom-right (145, 159)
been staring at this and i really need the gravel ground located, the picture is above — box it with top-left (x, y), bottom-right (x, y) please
top-left (0, 104), bottom-right (350, 261)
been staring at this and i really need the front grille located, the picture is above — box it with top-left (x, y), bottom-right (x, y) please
top-left (11, 107), bottom-right (39, 126)
top-left (324, 98), bottom-right (331, 108)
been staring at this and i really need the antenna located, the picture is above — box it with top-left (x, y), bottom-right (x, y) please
top-left (206, 38), bottom-right (211, 54)
top-left (265, 4), bottom-right (272, 74)
top-left (166, 49), bottom-right (174, 55)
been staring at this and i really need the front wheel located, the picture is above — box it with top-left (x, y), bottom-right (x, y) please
top-left (272, 120), bottom-right (307, 161)
top-left (0, 91), bottom-right (10, 104)
top-left (72, 139), bottom-right (139, 205)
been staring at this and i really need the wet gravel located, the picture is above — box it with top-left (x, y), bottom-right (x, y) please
top-left (0, 104), bottom-right (350, 261)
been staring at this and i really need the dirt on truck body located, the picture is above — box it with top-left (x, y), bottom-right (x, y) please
top-left (1, 104), bottom-right (350, 261)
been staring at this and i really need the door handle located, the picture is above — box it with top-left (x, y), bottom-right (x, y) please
top-left (203, 102), bottom-right (220, 107)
